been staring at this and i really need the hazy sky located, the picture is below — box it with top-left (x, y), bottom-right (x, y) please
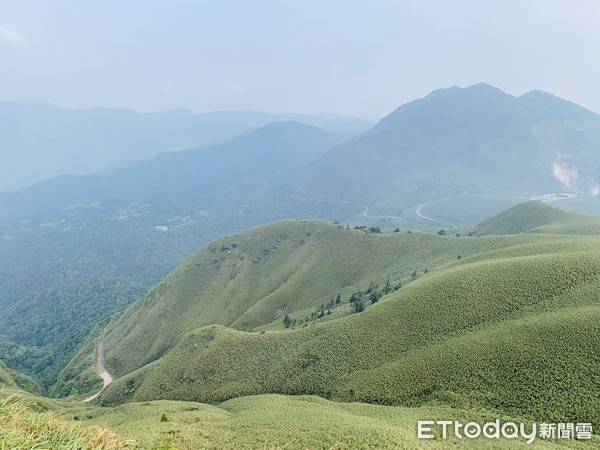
top-left (1, 0), bottom-right (599, 117)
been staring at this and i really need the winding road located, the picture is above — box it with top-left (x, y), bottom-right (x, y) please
top-left (279, 189), bottom-right (425, 227)
top-left (82, 329), bottom-right (113, 402)
top-left (530, 192), bottom-right (577, 203)
top-left (280, 189), bottom-right (457, 228)
top-left (414, 202), bottom-right (460, 229)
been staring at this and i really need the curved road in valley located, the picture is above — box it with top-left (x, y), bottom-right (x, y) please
top-left (414, 202), bottom-right (460, 229)
top-left (280, 189), bottom-right (425, 227)
top-left (530, 193), bottom-right (577, 202)
top-left (82, 330), bottom-right (113, 402)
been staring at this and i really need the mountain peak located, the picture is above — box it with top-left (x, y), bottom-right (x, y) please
top-left (467, 81), bottom-right (506, 92)
top-left (426, 82), bottom-right (508, 100)
top-left (237, 120), bottom-right (329, 142)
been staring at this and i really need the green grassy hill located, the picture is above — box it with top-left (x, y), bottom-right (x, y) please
top-left (11, 201), bottom-right (600, 447)
top-left (86, 395), bottom-right (590, 449)
top-left (53, 203), bottom-right (599, 435)
top-left (98, 220), bottom-right (531, 378)
top-left (100, 248), bottom-right (600, 426)
top-left (63, 214), bottom-right (599, 383)
top-left (473, 200), bottom-right (600, 235)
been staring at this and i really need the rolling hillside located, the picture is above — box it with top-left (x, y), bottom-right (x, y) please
top-left (54, 202), bottom-right (600, 435)
top-left (90, 220), bottom-right (593, 378)
top-left (473, 200), bottom-right (600, 235)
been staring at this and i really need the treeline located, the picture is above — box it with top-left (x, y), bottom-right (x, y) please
top-left (283, 276), bottom-right (402, 328)
top-left (0, 278), bottom-right (146, 390)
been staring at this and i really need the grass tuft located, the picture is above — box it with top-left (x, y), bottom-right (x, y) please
top-left (0, 391), bottom-right (137, 449)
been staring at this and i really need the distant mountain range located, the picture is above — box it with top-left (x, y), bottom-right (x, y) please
top-left (291, 82), bottom-right (600, 223)
top-left (0, 121), bottom-right (358, 389)
top-left (0, 121), bottom-right (351, 221)
top-left (0, 101), bottom-right (375, 191)
top-left (5, 83), bottom-right (600, 226)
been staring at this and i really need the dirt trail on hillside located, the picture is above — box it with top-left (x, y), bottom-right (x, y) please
top-left (82, 329), bottom-right (113, 402)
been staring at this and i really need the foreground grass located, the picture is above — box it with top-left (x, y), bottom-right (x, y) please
top-left (0, 392), bottom-right (136, 449)
top-left (4, 390), bottom-right (594, 449)
top-left (3, 379), bottom-right (598, 449)
top-left (87, 394), bottom-right (592, 449)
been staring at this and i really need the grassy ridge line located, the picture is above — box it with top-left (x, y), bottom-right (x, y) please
top-left (473, 201), bottom-right (600, 235)
top-left (100, 249), bottom-right (600, 427)
top-left (100, 220), bottom-right (595, 380)
top-left (87, 395), bottom-right (585, 449)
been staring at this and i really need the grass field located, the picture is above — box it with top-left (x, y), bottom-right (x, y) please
top-left (82, 220), bottom-right (575, 379)
top-left (86, 394), bottom-right (598, 449)
top-left (59, 203), bottom-right (600, 385)
top-left (3, 389), bottom-right (596, 449)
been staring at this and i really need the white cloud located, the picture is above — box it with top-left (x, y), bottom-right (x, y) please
top-left (0, 25), bottom-right (27, 47)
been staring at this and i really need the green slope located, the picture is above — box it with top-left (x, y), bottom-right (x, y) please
top-left (79, 218), bottom-right (596, 381)
top-left (54, 201), bottom-right (600, 438)
top-left (97, 220), bottom-right (520, 377)
top-left (86, 395), bottom-right (589, 449)
top-left (49, 202), bottom-right (600, 440)
top-left (100, 248), bottom-right (600, 426)
top-left (473, 201), bottom-right (600, 235)
top-left (3, 388), bottom-right (590, 449)
top-left (36, 201), bottom-right (600, 446)
top-left (0, 361), bottom-right (41, 395)
top-left (0, 361), bottom-right (16, 388)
